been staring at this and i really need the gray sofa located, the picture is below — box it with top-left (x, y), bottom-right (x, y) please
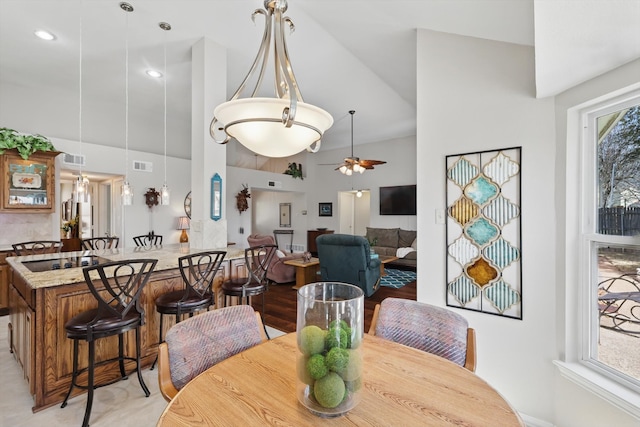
top-left (365, 227), bottom-right (417, 270)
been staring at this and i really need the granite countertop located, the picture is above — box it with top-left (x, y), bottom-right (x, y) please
top-left (6, 244), bottom-right (245, 289)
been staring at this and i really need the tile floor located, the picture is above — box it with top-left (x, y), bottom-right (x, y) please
top-left (0, 315), bottom-right (284, 427)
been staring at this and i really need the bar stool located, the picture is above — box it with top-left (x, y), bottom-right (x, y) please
top-left (220, 245), bottom-right (276, 326)
top-left (60, 258), bottom-right (158, 427)
top-left (81, 237), bottom-right (119, 250)
top-left (150, 250), bottom-right (226, 370)
top-left (12, 240), bottom-right (62, 255)
top-left (133, 233), bottom-right (163, 247)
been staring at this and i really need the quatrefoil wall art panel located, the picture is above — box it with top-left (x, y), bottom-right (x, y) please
top-left (446, 147), bottom-right (522, 319)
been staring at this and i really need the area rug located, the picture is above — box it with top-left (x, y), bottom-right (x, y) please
top-left (380, 268), bottom-right (417, 289)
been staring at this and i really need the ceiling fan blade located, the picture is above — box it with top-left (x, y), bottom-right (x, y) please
top-left (359, 159), bottom-right (387, 167)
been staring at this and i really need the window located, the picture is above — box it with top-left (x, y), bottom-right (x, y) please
top-left (581, 95), bottom-right (640, 392)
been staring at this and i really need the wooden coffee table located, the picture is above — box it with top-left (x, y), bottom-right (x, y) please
top-left (283, 257), bottom-right (320, 289)
top-left (378, 255), bottom-right (399, 276)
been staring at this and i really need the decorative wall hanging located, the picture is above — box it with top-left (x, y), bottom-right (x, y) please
top-left (235, 183), bottom-right (250, 215)
top-left (144, 188), bottom-right (160, 209)
top-left (211, 173), bottom-right (222, 221)
top-left (319, 202), bottom-right (332, 217)
top-left (445, 147), bottom-right (522, 319)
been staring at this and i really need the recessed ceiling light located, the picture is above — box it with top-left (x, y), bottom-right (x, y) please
top-left (34, 30), bottom-right (56, 41)
top-left (146, 70), bottom-right (163, 78)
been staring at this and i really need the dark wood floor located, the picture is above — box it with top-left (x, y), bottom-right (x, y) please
top-left (252, 280), bottom-right (417, 333)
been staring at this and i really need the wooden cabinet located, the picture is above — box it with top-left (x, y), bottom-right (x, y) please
top-left (9, 280), bottom-right (35, 395)
top-left (1, 149), bottom-right (59, 213)
top-left (0, 250), bottom-right (12, 316)
top-left (307, 229), bottom-right (334, 256)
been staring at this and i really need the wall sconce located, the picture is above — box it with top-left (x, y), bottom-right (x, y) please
top-left (177, 216), bottom-right (190, 243)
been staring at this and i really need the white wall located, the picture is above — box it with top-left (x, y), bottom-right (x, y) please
top-left (225, 137), bottom-right (417, 251)
top-left (417, 29), bottom-right (558, 423)
top-left (305, 135), bottom-right (417, 232)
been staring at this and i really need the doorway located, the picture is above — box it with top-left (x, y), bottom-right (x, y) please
top-left (60, 171), bottom-right (122, 239)
top-left (338, 190), bottom-right (370, 236)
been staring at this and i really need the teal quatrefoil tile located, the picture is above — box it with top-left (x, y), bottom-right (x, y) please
top-left (448, 275), bottom-right (480, 305)
top-left (483, 237), bottom-right (520, 269)
top-left (483, 194), bottom-right (520, 227)
top-left (447, 157), bottom-right (478, 188)
top-left (484, 280), bottom-right (520, 313)
top-left (464, 175), bottom-right (498, 206)
top-left (465, 217), bottom-right (498, 246)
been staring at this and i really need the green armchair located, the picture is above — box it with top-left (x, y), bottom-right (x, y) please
top-left (316, 233), bottom-right (381, 297)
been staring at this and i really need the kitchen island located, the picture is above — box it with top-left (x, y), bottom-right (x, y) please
top-left (6, 244), bottom-right (245, 412)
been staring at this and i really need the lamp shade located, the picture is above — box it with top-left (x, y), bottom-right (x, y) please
top-left (214, 98), bottom-right (333, 158)
top-left (177, 216), bottom-right (190, 230)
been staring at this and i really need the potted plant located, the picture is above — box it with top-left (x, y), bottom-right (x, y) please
top-left (0, 127), bottom-right (57, 159)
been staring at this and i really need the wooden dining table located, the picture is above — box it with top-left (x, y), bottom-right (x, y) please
top-left (157, 333), bottom-right (524, 426)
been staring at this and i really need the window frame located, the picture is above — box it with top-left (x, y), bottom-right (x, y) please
top-left (556, 87), bottom-right (640, 418)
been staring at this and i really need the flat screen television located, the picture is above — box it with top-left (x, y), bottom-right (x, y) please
top-left (379, 184), bottom-right (417, 215)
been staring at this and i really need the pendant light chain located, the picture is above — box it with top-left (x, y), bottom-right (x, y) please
top-left (125, 8), bottom-right (130, 184)
top-left (120, 2), bottom-right (134, 206)
top-left (160, 21), bottom-right (171, 205)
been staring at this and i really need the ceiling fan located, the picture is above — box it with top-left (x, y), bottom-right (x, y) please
top-left (335, 110), bottom-right (386, 175)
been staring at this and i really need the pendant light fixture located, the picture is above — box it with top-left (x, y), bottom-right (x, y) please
top-left (210, 0), bottom-right (333, 158)
top-left (121, 2), bottom-right (133, 205)
top-left (159, 21), bottom-right (171, 205)
top-left (73, 0), bottom-right (90, 203)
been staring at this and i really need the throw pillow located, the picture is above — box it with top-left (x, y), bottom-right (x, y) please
top-left (399, 229), bottom-right (417, 248)
top-left (276, 250), bottom-right (286, 258)
top-left (411, 238), bottom-right (417, 250)
top-left (366, 227), bottom-right (399, 248)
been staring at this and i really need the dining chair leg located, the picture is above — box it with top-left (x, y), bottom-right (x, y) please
top-left (135, 327), bottom-right (150, 397)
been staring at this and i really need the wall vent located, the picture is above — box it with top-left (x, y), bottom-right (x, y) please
top-left (133, 160), bottom-right (152, 172)
top-left (268, 180), bottom-right (282, 188)
top-left (289, 244), bottom-right (305, 252)
top-left (61, 153), bottom-right (85, 166)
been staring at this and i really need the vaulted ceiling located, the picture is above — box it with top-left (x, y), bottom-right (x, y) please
top-left (1, 0), bottom-right (638, 160)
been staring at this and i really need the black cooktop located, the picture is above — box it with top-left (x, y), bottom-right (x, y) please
top-left (22, 255), bottom-right (112, 272)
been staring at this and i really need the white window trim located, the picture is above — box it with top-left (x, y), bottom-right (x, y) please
top-left (558, 85), bottom-right (640, 420)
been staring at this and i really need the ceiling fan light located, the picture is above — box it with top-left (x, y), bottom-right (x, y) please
top-left (339, 165), bottom-right (348, 174)
top-left (345, 168), bottom-right (353, 176)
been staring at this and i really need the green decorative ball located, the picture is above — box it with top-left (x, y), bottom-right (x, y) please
top-left (299, 325), bottom-right (327, 356)
top-left (307, 354), bottom-right (328, 380)
top-left (326, 347), bottom-right (349, 374)
top-left (313, 372), bottom-right (346, 408)
top-left (325, 326), bottom-right (348, 350)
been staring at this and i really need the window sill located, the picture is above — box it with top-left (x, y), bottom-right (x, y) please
top-left (554, 360), bottom-right (640, 419)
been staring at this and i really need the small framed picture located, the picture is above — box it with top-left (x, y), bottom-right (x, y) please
top-left (319, 202), bottom-right (332, 217)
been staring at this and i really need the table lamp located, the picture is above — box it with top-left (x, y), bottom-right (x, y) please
top-left (177, 216), bottom-right (190, 243)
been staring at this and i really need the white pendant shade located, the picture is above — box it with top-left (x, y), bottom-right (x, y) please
top-left (214, 98), bottom-right (333, 158)
top-left (160, 184), bottom-right (170, 205)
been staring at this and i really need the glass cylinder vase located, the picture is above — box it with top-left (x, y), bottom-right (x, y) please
top-left (296, 282), bottom-right (364, 417)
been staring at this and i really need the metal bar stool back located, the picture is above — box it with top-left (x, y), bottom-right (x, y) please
top-left (150, 250), bottom-right (226, 369)
top-left (12, 240), bottom-right (63, 255)
top-left (60, 258), bottom-right (158, 427)
top-left (81, 237), bottom-right (119, 250)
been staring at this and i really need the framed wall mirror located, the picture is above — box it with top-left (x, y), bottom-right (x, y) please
top-left (280, 203), bottom-right (291, 227)
top-left (211, 173), bottom-right (222, 221)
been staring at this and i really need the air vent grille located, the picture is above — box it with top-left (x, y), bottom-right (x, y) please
top-left (61, 153), bottom-right (85, 166)
top-left (133, 160), bottom-right (152, 172)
